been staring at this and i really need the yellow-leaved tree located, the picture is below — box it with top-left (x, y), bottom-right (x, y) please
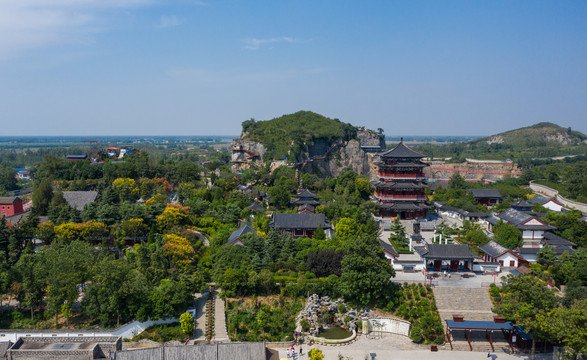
top-left (162, 234), bottom-right (195, 268)
top-left (112, 178), bottom-right (139, 201)
top-left (156, 205), bottom-right (191, 232)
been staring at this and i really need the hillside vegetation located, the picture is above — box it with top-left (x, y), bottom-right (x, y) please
top-left (241, 111), bottom-right (358, 161)
top-left (415, 122), bottom-right (587, 162)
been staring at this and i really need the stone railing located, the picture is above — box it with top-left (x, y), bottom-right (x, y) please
top-left (265, 340), bottom-right (296, 348)
top-left (363, 318), bottom-right (411, 337)
top-left (530, 182), bottom-right (587, 214)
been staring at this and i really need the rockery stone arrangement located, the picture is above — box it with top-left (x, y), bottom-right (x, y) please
top-left (296, 294), bottom-right (370, 336)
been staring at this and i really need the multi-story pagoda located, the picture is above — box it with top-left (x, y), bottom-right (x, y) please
top-left (374, 138), bottom-right (429, 219)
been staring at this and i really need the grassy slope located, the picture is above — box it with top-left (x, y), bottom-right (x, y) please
top-left (414, 122), bottom-right (587, 161)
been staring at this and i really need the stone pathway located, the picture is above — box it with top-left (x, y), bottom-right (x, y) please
top-left (187, 291), bottom-right (209, 345)
top-left (274, 335), bottom-right (549, 360)
top-left (433, 287), bottom-right (495, 323)
top-left (212, 293), bottom-right (230, 343)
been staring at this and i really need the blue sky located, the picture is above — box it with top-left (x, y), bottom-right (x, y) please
top-left (1, 1), bottom-right (586, 136)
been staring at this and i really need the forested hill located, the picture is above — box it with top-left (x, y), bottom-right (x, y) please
top-left (472, 122), bottom-right (587, 147)
top-left (240, 111), bottom-right (360, 160)
top-left (415, 122), bottom-right (587, 162)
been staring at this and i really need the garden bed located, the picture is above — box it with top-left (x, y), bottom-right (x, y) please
top-left (393, 283), bottom-right (444, 345)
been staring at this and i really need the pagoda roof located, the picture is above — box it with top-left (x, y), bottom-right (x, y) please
top-left (379, 203), bottom-right (428, 211)
top-left (374, 182), bottom-right (427, 190)
top-left (375, 161), bottom-right (428, 168)
top-left (379, 139), bottom-right (426, 159)
top-left (293, 199), bottom-right (321, 206)
top-left (296, 189), bottom-right (317, 198)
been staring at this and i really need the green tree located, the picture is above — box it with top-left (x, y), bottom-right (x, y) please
top-left (493, 220), bottom-right (522, 249)
top-left (269, 185), bottom-right (290, 209)
top-left (448, 173), bottom-right (466, 190)
top-left (32, 180), bottom-right (53, 216)
top-left (493, 275), bottom-right (559, 360)
top-left (0, 167), bottom-right (18, 192)
top-left (389, 218), bottom-right (408, 248)
top-left (340, 235), bottom-right (395, 307)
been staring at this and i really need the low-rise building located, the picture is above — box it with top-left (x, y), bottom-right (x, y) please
top-left (225, 223), bottom-right (257, 246)
top-left (0, 197), bottom-right (24, 217)
top-left (467, 189), bottom-right (502, 206)
top-left (478, 240), bottom-right (525, 268)
top-left (529, 195), bottom-right (564, 212)
top-left (414, 243), bottom-right (477, 272)
top-left (6, 336), bottom-right (121, 360)
top-left (269, 213), bottom-right (333, 239)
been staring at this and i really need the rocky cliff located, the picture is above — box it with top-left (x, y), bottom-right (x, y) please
top-left (231, 129), bottom-right (384, 178)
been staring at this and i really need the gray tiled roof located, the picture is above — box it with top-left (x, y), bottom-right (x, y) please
top-left (62, 191), bottom-right (98, 210)
top-left (379, 203), bottom-right (428, 211)
top-left (296, 189), bottom-right (317, 198)
top-left (379, 240), bottom-right (399, 257)
top-left (374, 182), bottom-right (427, 190)
top-left (418, 244), bottom-right (476, 260)
top-left (0, 196), bottom-right (18, 204)
top-left (479, 240), bottom-right (510, 258)
top-left (270, 213), bottom-right (328, 230)
top-left (528, 195), bottom-right (551, 205)
top-left (467, 189), bottom-right (502, 199)
top-left (379, 141), bottom-right (426, 159)
top-left (247, 202), bottom-right (264, 211)
top-left (226, 224), bottom-right (257, 245)
top-left (517, 247), bottom-right (541, 255)
top-left (500, 208), bottom-right (533, 226)
top-left (510, 199), bottom-right (534, 208)
top-left (298, 204), bottom-right (315, 212)
top-left (543, 232), bottom-right (576, 247)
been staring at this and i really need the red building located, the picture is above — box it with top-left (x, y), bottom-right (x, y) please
top-left (0, 197), bottom-right (24, 217)
top-left (374, 139), bottom-right (429, 219)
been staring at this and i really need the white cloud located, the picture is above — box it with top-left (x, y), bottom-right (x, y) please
top-left (158, 15), bottom-right (185, 29)
top-left (0, 0), bottom-right (151, 61)
top-left (243, 37), bottom-right (296, 50)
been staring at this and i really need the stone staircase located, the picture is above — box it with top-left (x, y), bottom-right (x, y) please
top-left (432, 287), bottom-right (513, 353)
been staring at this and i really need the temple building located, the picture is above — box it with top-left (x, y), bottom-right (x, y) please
top-left (374, 139), bottom-right (429, 219)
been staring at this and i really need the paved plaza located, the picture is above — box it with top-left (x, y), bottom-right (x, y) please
top-left (273, 335), bottom-right (553, 360)
top-left (392, 270), bottom-right (507, 288)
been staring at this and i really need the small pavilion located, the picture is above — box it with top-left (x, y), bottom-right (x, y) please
top-left (445, 319), bottom-right (515, 352)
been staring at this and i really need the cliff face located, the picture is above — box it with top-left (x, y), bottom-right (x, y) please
top-left (231, 129), bottom-right (383, 178)
top-left (231, 139), bottom-right (266, 163)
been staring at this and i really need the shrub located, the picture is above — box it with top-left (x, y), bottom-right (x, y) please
top-left (432, 335), bottom-right (444, 345)
top-left (305, 271), bottom-right (316, 279)
top-left (489, 283), bottom-right (500, 298)
top-left (179, 312), bottom-right (194, 335)
top-left (309, 348), bottom-right (324, 360)
top-left (300, 318), bottom-right (311, 332)
top-left (410, 322), bottom-right (424, 343)
top-left (337, 303), bottom-right (347, 313)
